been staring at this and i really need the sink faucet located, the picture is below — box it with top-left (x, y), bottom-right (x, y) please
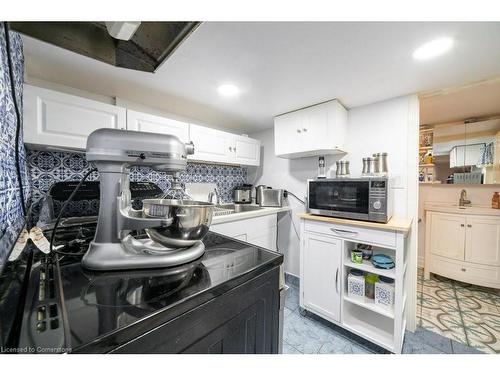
top-left (208, 187), bottom-right (221, 205)
top-left (459, 189), bottom-right (471, 206)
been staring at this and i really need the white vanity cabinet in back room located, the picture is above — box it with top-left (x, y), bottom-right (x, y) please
top-left (425, 210), bottom-right (500, 288)
top-left (274, 99), bottom-right (347, 159)
top-left (23, 84), bottom-right (126, 150)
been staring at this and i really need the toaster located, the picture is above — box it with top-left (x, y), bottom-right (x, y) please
top-left (257, 188), bottom-right (284, 207)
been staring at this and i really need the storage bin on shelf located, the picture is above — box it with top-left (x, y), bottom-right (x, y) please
top-left (347, 269), bottom-right (365, 298)
top-left (375, 276), bottom-right (395, 309)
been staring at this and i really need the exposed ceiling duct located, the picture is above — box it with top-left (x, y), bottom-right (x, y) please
top-left (9, 21), bottom-right (200, 73)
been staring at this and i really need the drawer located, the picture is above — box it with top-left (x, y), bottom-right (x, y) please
top-left (429, 255), bottom-right (500, 288)
top-left (211, 214), bottom-right (277, 239)
top-left (304, 220), bottom-right (396, 248)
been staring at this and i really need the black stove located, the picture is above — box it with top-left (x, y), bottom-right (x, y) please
top-left (3, 223), bottom-right (282, 353)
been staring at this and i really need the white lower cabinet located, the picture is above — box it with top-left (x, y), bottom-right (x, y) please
top-left (211, 214), bottom-right (277, 251)
top-left (425, 211), bottom-right (500, 288)
top-left (301, 232), bottom-right (341, 323)
top-left (300, 218), bottom-right (409, 354)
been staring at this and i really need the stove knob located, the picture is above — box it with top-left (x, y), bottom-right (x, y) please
top-left (373, 200), bottom-right (382, 210)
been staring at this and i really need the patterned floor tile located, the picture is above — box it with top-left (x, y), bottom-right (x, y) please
top-left (417, 268), bottom-right (500, 354)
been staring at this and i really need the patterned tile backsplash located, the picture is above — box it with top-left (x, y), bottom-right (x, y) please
top-left (0, 27), bottom-right (30, 270)
top-left (27, 149), bottom-right (248, 221)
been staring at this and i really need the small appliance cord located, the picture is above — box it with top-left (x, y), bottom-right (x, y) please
top-left (49, 168), bottom-right (98, 256)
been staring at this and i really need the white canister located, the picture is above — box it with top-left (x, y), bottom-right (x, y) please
top-left (374, 277), bottom-right (395, 308)
top-left (347, 270), bottom-right (365, 299)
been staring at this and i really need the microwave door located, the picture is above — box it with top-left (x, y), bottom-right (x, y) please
top-left (309, 181), bottom-right (369, 214)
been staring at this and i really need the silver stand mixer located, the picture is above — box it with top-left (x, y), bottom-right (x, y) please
top-left (82, 128), bottom-right (211, 271)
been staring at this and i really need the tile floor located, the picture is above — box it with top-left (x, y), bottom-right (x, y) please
top-left (283, 281), bottom-right (482, 354)
top-left (417, 268), bottom-right (500, 354)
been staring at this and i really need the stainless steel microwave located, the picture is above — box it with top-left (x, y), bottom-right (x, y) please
top-left (307, 177), bottom-right (392, 223)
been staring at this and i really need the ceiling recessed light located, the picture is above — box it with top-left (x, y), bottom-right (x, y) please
top-left (412, 37), bottom-right (454, 60)
top-left (217, 83), bottom-right (240, 97)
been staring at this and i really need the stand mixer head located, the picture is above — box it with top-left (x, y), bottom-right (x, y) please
top-left (81, 128), bottom-right (213, 271)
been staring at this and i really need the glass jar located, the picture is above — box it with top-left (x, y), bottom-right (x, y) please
top-left (365, 273), bottom-right (379, 299)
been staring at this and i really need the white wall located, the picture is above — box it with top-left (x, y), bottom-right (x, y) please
top-left (418, 183), bottom-right (500, 266)
top-left (250, 94), bottom-right (419, 276)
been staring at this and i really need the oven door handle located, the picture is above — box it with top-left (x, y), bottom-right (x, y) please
top-left (330, 228), bottom-right (358, 236)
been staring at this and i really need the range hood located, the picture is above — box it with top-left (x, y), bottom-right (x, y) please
top-left (10, 21), bottom-right (200, 73)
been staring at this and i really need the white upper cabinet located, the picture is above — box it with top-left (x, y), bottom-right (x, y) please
top-left (23, 84), bottom-right (260, 166)
top-left (23, 84), bottom-right (126, 150)
top-left (189, 124), bottom-right (260, 166)
top-left (189, 124), bottom-right (235, 163)
top-left (233, 135), bottom-right (260, 166)
top-left (126, 110), bottom-right (189, 143)
top-left (274, 99), bottom-right (348, 159)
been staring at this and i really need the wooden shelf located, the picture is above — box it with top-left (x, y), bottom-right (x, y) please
top-left (343, 295), bottom-right (395, 319)
top-left (419, 163), bottom-right (435, 167)
top-left (419, 146), bottom-right (433, 151)
top-left (419, 128), bottom-right (434, 133)
top-left (344, 258), bottom-right (395, 278)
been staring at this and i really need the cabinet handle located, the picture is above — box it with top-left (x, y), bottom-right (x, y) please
top-left (302, 128), bottom-right (308, 132)
top-left (296, 129), bottom-right (302, 133)
top-left (461, 268), bottom-right (466, 272)
top-left (335, 268), bottom-right (339, 293)
top-left (229, 146), bottom-right (233, 151)
top-left (330, 228), bottom-right (358, 236)
top-left (467, 224), bottom-right (472, 228)
top-left (460, 224), bottom-right (465, 227)
top-left (233, 147), bottom-right (236, 153)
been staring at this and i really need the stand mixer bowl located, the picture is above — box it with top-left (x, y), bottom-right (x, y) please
top-left (142, 199), bottom-right (214, 248)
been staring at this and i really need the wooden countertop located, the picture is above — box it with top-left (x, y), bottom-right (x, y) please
top-left (298, 213), bottom-right (413, 234)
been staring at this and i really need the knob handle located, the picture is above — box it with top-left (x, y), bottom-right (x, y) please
top-left (373, 200), bottom-right (382, 210)
top-left (296, 129), bottom-right (302, 133)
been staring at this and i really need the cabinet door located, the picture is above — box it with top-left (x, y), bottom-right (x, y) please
top-left (126, 110), bottom-right (189, 142)
top-left (302, 232), bottom-right (341, 322)
top-left (465, 217), bottom-right (500, 266)
top-left (274, 111), bottom-right (304, 156)
top-left (233, 136), bottom-right (261, 166)
top-left (429, 213), bottom-right (466, 260)
top-left (23, 84), bottom-right (126, 150)
top-left (302, 103), bottom-right (328, 151)
top-left (188, 124), bottom-right (234, 163)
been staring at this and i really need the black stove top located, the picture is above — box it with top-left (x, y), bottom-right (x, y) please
top-left (6, 225), bottom-right (282, 353)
